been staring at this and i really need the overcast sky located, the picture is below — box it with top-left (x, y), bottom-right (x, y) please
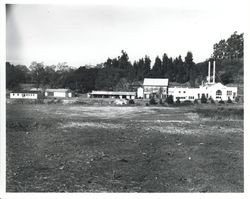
top-left (6, 1), bottom-right (246, 67)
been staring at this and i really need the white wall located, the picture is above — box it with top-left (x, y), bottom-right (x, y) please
top-left (10, 93), bottom-right (38, 99)
top-left (45, 91), bottom-right (72, 98)
top-left (168, 87), bottom-right (199, 102)
top-left (168, 84), bottom-right (238, 102)
top-left (137, 87), bottom-right (143, 98)
top-left (53, 92), bottom-right (66, 97)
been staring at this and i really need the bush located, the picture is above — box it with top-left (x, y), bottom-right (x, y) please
top-left (209, 97), bottom-right (215, 104)
top-left (146, 103), bottom-right (149, 106)
top-left (129, 99), bottom-right (135, 104)
top-left (201, 94), bottom-right (207, 103)
top-left (183, 100), bottom-right (193, 105)
top-left (227, 97), bottom-right (233, 103)
top-left (235, 96), bottom-right (240, 103)
top-left (219, 99), bottom-right (225, 104)
top-left (159, 99), bottom-right (163, 105)
top-left (149, 98), bottom-right (157, 105)
top-left (165, 95), bottom-right (174, 104)
top-left (194, 99), bottom-right (199, 104)
top-left (175, 98), bottom-right (180, 104)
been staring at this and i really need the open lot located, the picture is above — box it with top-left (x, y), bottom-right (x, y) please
top-left (6, 103), bottom-right (243, 192)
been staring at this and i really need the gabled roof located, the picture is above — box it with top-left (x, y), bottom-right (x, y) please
top-left (143, 78), bottom-right (169, 86)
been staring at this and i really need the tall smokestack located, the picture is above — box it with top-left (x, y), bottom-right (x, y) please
top-left (208, 61), bottom-right (211, 83)
top-left (213, 60), bottom-right (216, 83)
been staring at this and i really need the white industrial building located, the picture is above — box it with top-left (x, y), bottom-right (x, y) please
top-left (45, 89), bottom-right (73, 98)
top-left (168, 61), bottom-right (238, 102)
top-left (143, 78), bottom-right (169, 99)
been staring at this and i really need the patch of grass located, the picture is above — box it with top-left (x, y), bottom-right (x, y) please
top-left (195, 106), bottom-right (243, 120)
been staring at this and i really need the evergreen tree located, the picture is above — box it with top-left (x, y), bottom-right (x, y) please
top-left (151, 56), bottom-right (162, 77)
top-left (184, 51), bottom-right (196, 87)
top-left (143, 55), bottom-right (151, 78)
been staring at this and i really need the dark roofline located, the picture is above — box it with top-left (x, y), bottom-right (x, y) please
top-left (11, 90), bottom-right (42, 94)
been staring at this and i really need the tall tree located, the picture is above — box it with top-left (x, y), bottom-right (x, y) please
top-left (29, 61), bottom-right (45, 88)
top-left (151, 56), bottom-right (162, 77)
top-left (6, 62), bottom-right (28, 90)
top-left (213, 32), bottom-right (244, 60)
top-left (184, 51), bottom-right (196, 87)
top-left (143, 55), bottom-right (151, 78)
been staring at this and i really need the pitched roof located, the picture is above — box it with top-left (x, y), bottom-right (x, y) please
top-left (143, 78), bottom-right (169, 86)
top-left (91, 91), bottom-right (136, 96)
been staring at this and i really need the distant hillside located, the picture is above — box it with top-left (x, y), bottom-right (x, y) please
top-left (195, 58), bottom-right (243, 97)
top-left (195, 58), bottom-right (243, 85)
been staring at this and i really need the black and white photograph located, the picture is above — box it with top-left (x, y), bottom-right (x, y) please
top-left (1, 0), bottom-right (248, 196)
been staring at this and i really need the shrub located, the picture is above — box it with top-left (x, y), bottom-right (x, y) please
top-left (159, 99), bottom-right (163, 105)
top-left (210, 98), bottom-right (215, 104)
top-left (129, 99), bottom-right (135, 104)
top-left (201, 94), bottom-right (207, 103)
top-left (193, 99), bottom-right (199, 104)
top-left (165, 95), bottom-right (174, 104)
top-left (235, 96), bottom-right (240, 103)
top-left (175, 98), bottom-right (180, 104)
top-left (146, 103), bottom-right (149, 106)
top-left (227, 97), bottom-right (233, 103)
top-left (149, 98), bottom-right (157, 105)
top-left (183, 100), bottom-right (193, 105)
top-left (219, 99), bottom-right (225, 104)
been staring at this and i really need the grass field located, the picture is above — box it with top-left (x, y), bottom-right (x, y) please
top-left (6, 103), bottom-right (244, 192)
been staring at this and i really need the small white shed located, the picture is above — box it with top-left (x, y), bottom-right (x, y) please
top-left (45, 89), bottom-right (72, 98)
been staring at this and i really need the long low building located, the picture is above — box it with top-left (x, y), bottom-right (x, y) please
top-left (89, 91), bottom-right (136, 99)
top-left (168, 83), bottom-right (237, 102)
top-left (10, 91), bottom-right (44, 99)
top-left (45, 89), bottom-right (73, 98)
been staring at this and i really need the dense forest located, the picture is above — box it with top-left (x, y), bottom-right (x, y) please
top-left (6, 32), bottom-right (243, 93)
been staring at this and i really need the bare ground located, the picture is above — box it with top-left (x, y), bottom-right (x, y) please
top-left (6, 104), bottom-right (243, 192)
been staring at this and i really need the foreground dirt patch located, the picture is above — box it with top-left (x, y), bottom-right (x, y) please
top-left (6, 104), bottom-right (243, 192)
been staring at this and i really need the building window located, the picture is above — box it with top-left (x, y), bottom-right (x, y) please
top-left (179, 91), bottom-right (181, 93)
top-left (189, 96), bottom-right (194, 99)
top-left (227, 91), bottom-right (232, 95)
top-left (216, 90), bottom-right (222, 96)
top-left (183, 91), bottom-right (186, 93)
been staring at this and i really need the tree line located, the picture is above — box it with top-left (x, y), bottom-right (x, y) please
top-left (6, 32), bottom-right (243, 92)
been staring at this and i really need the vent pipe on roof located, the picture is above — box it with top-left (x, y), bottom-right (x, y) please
top-left (213, 60), bottom-right (216, 84)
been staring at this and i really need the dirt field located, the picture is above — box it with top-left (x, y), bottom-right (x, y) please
top-left (6, 104), bottom-right (244, 192)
